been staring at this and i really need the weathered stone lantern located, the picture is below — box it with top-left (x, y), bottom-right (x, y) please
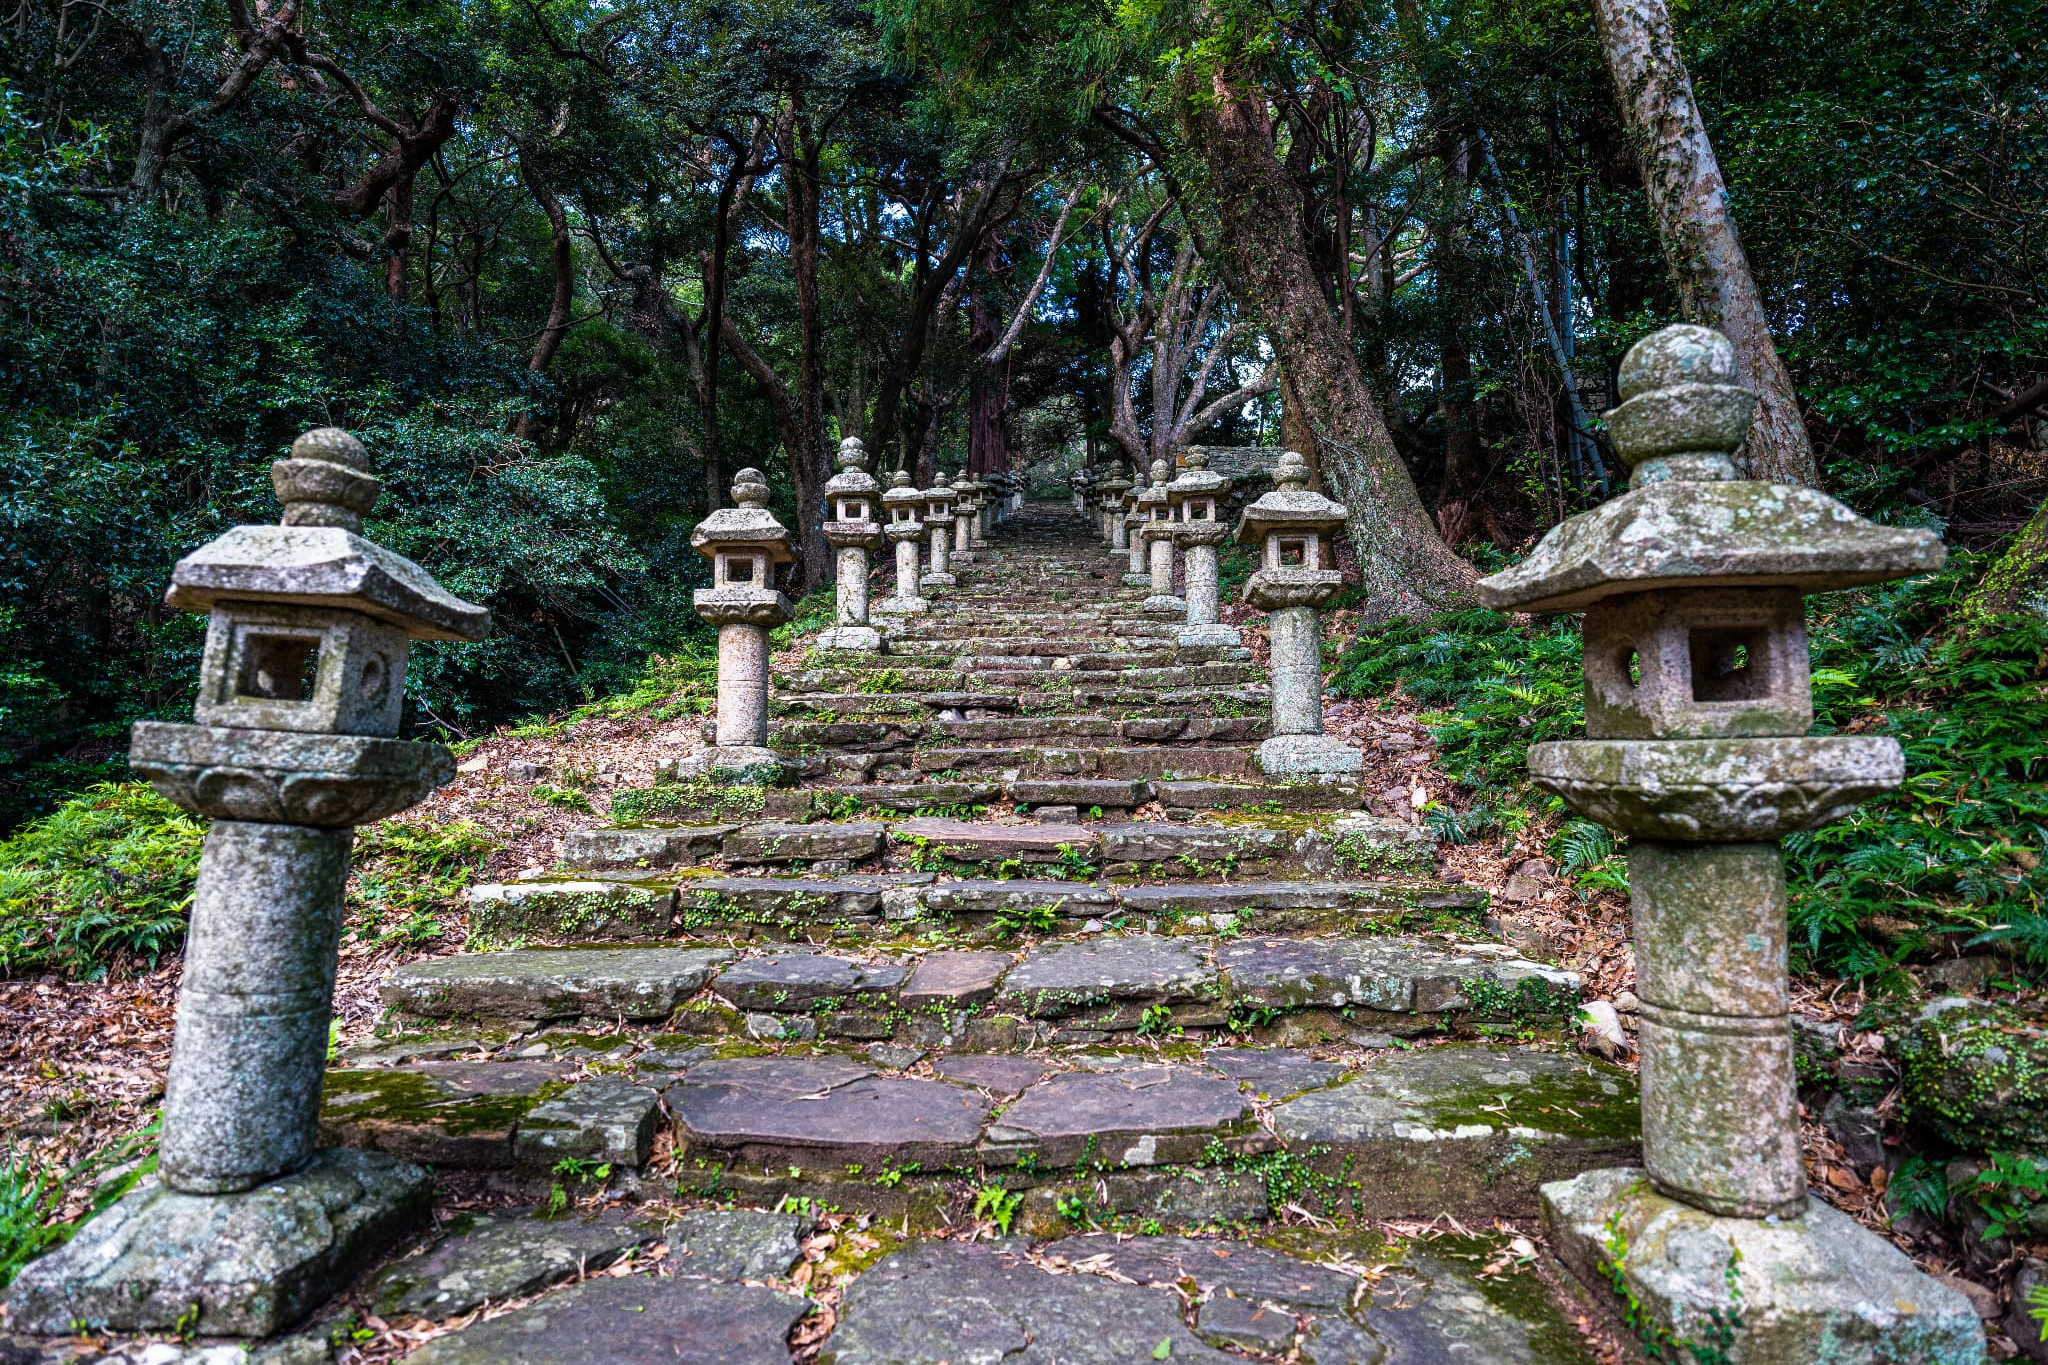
top-left (1168, 447), bottom-right (1238, 646)
top-left (818, 436), bottom-right (885, 653)
top-left (1237, 450), bottom-right (1361, 778)
top-left (686, 466), bottom-right (796, 784)
top-left (951, 474), bottom-right (983, 561)
top-left (1139, 456), bottom-right (1185, 616)
top-left (878, 469), bottom-right (928, 615)
top-left (1071, 465), bottom-right (1095, 516)
top-left (921, 472), bottom-right (957, 590)
top-left (1121, 466), bottom-right (1151, 586)
top-left (12, 427), bottom-right (488, 1336)
top-left (1478, 324), bottom-right (1977, 1358)
top-left (1097, 461), bottom-right (1132, 549)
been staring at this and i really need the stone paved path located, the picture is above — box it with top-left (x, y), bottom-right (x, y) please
top-left (0, 498), bottom-right (1633, 1362)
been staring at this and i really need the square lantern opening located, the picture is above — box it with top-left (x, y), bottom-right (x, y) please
top-left (1689, 627), bottom-right (1773, 702)
top-left (717, 551), bottom-right (767, 588)
top-left (1581, 589), bottom-right (1810, 740)
top-left (237, 631), bottom-right (321, 702)
top-left (1188, 498), bottom-right (1216, 522)
top-left (1271, 536), bottom-right (1314, 569)
top-left (196, 604), bottom-right (409, 737)
top-left (837, 497), bottom-right (869, 522)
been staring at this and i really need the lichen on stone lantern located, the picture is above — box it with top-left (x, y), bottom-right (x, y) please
top-left (817, 437), bottom-right (885, 653)
top-left (1120, 464), bottom-right (1151, 585)
top-left (1480, 325), bottom-right (1978, 1359)
top-left (1168, 447), bottom-right (1237, 646)
top-left (878, 469), bottom-right (929, 615)
top-left (1236, 450), bottom-right (1360, 778)
top-left (687, 466), bottom-right (796, 784)
top-left (920, 471), bottom-right (958, 590)
top-left (1138, 457), bottom-right (1185, 617)
top-left (15, 427), bottom-right (487, 1337)
top-left (1096, 460), bottom-right (1133, 550)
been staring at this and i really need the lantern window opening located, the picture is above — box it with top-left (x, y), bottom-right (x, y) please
top-left (719, 551), bottom-right (767, 588)
top-left (1689, 627), bottom-right (1772, 702)
top-left (234, 629), bottom-right (322, 703)
top-left (1272, 536), bottom-right (1313, 569)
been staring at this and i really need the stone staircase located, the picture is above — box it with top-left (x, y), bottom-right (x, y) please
top-left (318, 500), bottom-right (1641, 1362)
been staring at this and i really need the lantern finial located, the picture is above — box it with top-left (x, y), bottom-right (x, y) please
top-left (732, 467), bottom-right (771, 508)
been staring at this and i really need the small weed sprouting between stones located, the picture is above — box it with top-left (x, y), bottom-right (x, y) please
top-left (531, 782), bottom-right (594, 813)
top-left (1599, 1193), bottom-right (1742, 1364)
top-left (972, 1182), bottom-right (1023, 1235)
top-left (545, 1156), bottom-right (612, 1217)
top-left (991, 902), bottom-right (1061, 940)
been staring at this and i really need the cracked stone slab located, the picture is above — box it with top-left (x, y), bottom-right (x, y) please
top-left (900, 951), bottom-right (1013, 1009)
top-left (985, 1066), bottom-right (1259, 1166)
top-left (680, 876), bottom-right (930, 924)
top-left (711, 952), bottom-right (910, 1010)
top-left (1269, 1044), bottom-right (1640, 1217)
top-left (370, 1210), bottom-right (657, 1319)
top-left (998, 936), bottom-right (1215, 1017)
top-left (1217, 937), bottom-right (1576, 1014)
top-left (383, 947), bottom-right (733, 1024)
top-left (402, 1273), bottom-right (808, 1365)
top-left (667, 1056), bottom-right (992, 1168)
top-left (890, 818), bottom-right (1100, 864)
top-left (930, 1054), bottom-right (1051, 1095)
top-left (1203, 1047), bottom-right (1348, 1099)
top-left (1098, 822), bottom-right (1295, 867)
top-left (319, 1060), bottom-right (571, 1167)
top-left (559, 825), bottom-right (737, 870)
top-left (820, 1241), bottom-right (1234, 1365)
top-left (669, 1209), bottom-right (812, 1281)
top-left (913, 879), bottom-right (1115, 917)
top-left (513, 1074), bottom-right (661, 1172)
top-left (468, 879), bottom-right (676, 942)
top-left (724, 821), bottom-right (887, 864)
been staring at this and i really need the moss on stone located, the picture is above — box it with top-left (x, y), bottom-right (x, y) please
top-left (1897, 997), bottom-right (2048, 1151)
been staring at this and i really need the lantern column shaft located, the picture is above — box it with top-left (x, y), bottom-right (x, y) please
top-left (1267, 604), bottom-right (1324, 735)
top-left (1630, 839), bottom-right (1804, 1217)
top-left (715, 621), bottom-right (771, 747)
top-left (836, 547), bottom-right (868, 625)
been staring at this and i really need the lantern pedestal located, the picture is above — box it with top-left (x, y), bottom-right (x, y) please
top-left (1544, 1169), bottom-right (1982, 1365)
top-left (1140, 521), bottom-right (1185, 617)
top-left (4, 1150), bottom-right (433, 1338)
top-left (878, 520), bottom-right (929, 615)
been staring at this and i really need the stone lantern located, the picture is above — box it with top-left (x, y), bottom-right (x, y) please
top-left (951, 474), bottom-right (983, 562)
top-left (1071, 465), bottom-right (1095, 516)
top-left (921, 472), bottom-right (957, 590)
top-left (1121, 466), bottom-right (1151, 586)
top-left (818, 436), bottom-right (885, 653)
top-left (1139, 457), bottom-right (1185, 616)
top-left (878, 470), bottom-right (929, 615)
top-left (12, 427), bottom-right (488, 1336)
top-left (687, 466), bottom-right (796, 785)
top-left (1168, 447), bottom-right (1238, 647)
top-left (1097, 461), bottom-right (1132, 549)
top-left (1479, 325), bottom-right (1977, 1358)
top-left (1236, 450), bottom-right (1361, 778)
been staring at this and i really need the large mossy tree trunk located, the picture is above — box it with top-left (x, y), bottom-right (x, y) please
top-left (1963, 496), bottom-right (2048, 623)
top-left (1590, 0), bottom-right (1818, 488)
top-left (1180, 67), bottom-right (1477, 621)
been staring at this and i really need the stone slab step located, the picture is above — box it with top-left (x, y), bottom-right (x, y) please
top-left (911, 744), bottom-right (1258, 780)
top-left (766, 714), bottom-right (1271, 752)
top-left (777, 662), bottom-right (1266, 693)
top-left (772, 690), bottom-right (1267, 720)
top-left (382, 934), bottom-right (1574, 1045)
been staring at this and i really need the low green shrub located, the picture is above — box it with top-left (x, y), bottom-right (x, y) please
top-left (0, 783), bottom-right (202, 979)
top-left (1, 1122), bottom-right (159, 1287)
top-left (349, 819), bottom-right (500, 947)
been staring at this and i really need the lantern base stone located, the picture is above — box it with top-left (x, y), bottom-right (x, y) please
top-left (875, 596), bottom-right (928, 615)
top-left (1543, 1167), bottom-right (1983, 1365)
top-left (1255, 733), bottom-right (1364, 778)
top-left (919, 572), bottom-right (957, 590)
top-left (1121, 573), bottom-right (1152, 589)
top-left (1174, 623), bottom-right (1242, 648)
top-left (676, 745), bottom-right (797, 787)
top-left (814, 626), bottom-right (882, 653)
top-left (1141, 593), bottom-right (1186, 617)
top-left (3, 1148), bottom-right (432, 1339)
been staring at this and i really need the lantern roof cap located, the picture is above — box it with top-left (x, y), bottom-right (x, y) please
top-left (1477, 326), bottom-right (1944, 612)
top-left (823, 436), bottom-right (881, 499)
top-left (923, 472), bottom-right (956, 502)
top-left (691, 467), bottom-right (794, 562)
top-left (1168, 446), bottom-right (1229, 502)
top-left (1235, 451), bottom-right (1345, 544)
top-left (882, 468), bottom-right (925, 507)
top-left (165, 427), bottom-right (491, 641)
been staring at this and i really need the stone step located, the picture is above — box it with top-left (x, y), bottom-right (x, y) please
top-left (777, 662), bottom-right (1266, 693)
top-left (323, 1035), bottom-right (1632, 1224)
top-left (909, 743), bottom-right (1259, 780)
top-left (381, 932), bottom-right (1570, 1050)
top-left (762, 714), bottom-right (1271, 754)
top-left (770, 687), bottom-right (1269, 720)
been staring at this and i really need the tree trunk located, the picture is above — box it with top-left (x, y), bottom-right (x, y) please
top-left (1589, 0), bottom-right (1818, 486)
top-left (780, 105), bottom-right (832, 596)
top-left (1182, 66), bottom-right (1476, 620)
top-left (515, 153), bottom-right (574, 443)
top-left (1962, 495), bottom-right (2048, 623)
